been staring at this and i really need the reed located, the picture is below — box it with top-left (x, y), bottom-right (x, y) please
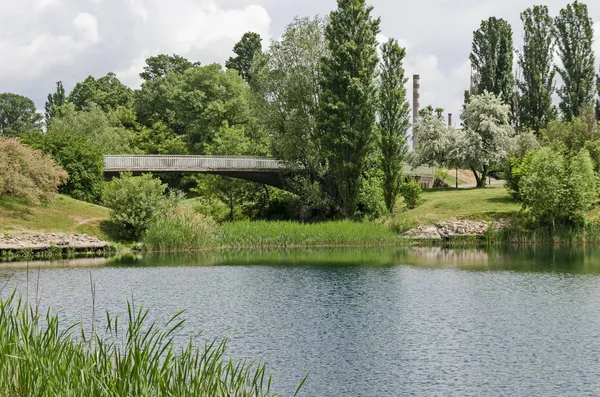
top-left (216, 220), bottom-right (399, 248)
top-left (0, 292), bottom-right (286, 397)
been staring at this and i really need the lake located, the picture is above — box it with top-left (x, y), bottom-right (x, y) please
top-left (2, 246), bottom-right (600, 396)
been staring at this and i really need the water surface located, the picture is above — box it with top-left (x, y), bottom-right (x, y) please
top-left (2, 246), bottom-right (600, 396)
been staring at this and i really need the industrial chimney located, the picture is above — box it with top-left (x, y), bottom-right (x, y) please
top-left (448, 113), bottom-right (453, 127)
top-left (412, 75), bottom-right (420, 148)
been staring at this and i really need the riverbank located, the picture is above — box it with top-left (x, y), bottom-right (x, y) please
top-left (7, 185), bottom-right (595, 258)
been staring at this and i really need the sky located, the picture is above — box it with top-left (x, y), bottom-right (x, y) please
top-left (2, 0), bottom-right (600, 122)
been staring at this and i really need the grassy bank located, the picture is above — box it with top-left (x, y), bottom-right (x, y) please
top-left (390, 185), bottom-right (520, 232)
top-left (0, 195), bottom-right (110, 239)
top-left (0, 293), bottom-right (286, 397)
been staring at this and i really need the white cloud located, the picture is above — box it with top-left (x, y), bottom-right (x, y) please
top-left (73, 12), bottom-right (99, 44)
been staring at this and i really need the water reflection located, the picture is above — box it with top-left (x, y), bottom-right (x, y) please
top-left (103, 245), bottom-right (600, 274)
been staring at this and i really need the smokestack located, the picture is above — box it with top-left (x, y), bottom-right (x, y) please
top-left (412, 75), bottom-right (420, 148)
top-left (448, 113), bottom-right (453, 127)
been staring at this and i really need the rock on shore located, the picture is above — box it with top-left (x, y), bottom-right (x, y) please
top-left (404, 220), bottom-right (489, 240)
top-left (0, 233), bottom-right (109, 250)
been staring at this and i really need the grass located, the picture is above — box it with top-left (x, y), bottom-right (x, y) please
top-left (142, 218), bottom-right (400, 252)
top-left (0, 195), bottom-right (110, 239)
top-left (217, 220), bottom-right (399, 248)
top-left (0, 292), bottom-right (289, 397)
top-left (391, 185), bottom-right (520, 232)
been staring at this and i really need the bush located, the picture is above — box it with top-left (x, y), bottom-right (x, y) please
top-left (399, 179), bottom-right (422, 210)
top-left (102, 173), bottom-right (180, 240)
top-left (143, 207), bottom-right (218, 251)
top-left (504, 151), bottom-right (535, 201)
top-left (520, 147), bottom-right (597, 227)
top-left (0, 137), bottom-right (67, 205)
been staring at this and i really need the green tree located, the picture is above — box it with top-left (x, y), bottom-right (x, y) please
top-left (470, 17), bottom-right (514, 107)
top-left (103, 173), bottom-right (176, 240)
top-left (542, 106), bottom-right (599, 153)
top-left (204, 123), bottom-right (253, 220)
top-left (226, 32), bottom-right (262, 83)
top-left (23, 129), bottom-right (105, 203)
top-left (68, 73), bottom-right (134, 113)
top-left (251, 16), bottom-right (330, 211)
top-left (139, 54), bottom-right (198, 81)
top-left (318, 0), bottom-right (381, 217)
top-left (135, 64), bottom-right (251, 153)
top-left (378, 38), bottom-right (410, 213)
top-left (48, 104), bottom-right (132, 154)
top-left (554, 1), bottom-right (596, 121)
top-left (0, 93), bottom-right (42, 137)
top-left (518, 6), bottom-right (556, 133)
top-left (460, 92), bottom-right (516, 187)
top-left (520, 147), bottom-right (596, 227)
top-left (44, 81), bottom-right (66, 124)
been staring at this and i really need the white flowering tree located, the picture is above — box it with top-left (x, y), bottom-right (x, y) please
top-left (460, 92), bottom-right (516, 187)
top-left (412, 93), bottom-right (515, 187)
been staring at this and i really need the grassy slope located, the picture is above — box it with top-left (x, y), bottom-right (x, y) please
top-left (398, 185), bottom-right (520, 228)
top-left (0, 195), bottom-right (110, 238)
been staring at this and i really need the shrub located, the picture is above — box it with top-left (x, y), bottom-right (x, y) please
top-left (143, 207), bottom-right (218, 251)
top-left (102, 173), bottom-right (180, 240)
top-left (0, 137), bottom-right (67, 205)
top-left (504, 151), bottom-right (535, 201)
top-left (399, 178), bottom-right (423, 210)
top-left (519, 147), bottom-right (597, 228)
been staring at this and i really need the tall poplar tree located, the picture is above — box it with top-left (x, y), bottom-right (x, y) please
top-left (44, 81), bottom-right (66, 124)
top-left (554, 0), bottom-right (596, 121)
top-left (518, 6), bottom-right (556, 133)
top-left (378, 38), bottom-right (410, 213)
top-left (470, 17), bottom-right (514, 107)
top-left (318, 0), bottom-right (380, 218)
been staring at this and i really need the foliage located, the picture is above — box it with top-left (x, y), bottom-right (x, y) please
top-left (460, 92), bottom-right (515, 187)
top-left (411, 108), bottom-right (455, 168)
top-left (504, 150), bottom-right (535, 201)
top-left (0, 294), bottom-right (280, 397)
top-left (44, 81), bottom-right (66, 123)
top-left (554, 1), bottom-right (596, 121)
top-left (399, 179), bottom-right (423, 210)
top-left (102, 173), bottom-right (179, 240)
top-left (517, 6), bottom-right (556, 133)
top-left (143, 207), bottom-right (217, 251)
top-left (135, 64), bottom-right (251, 154)
top-left (317, 0), bottom-right (381, 217)
top-left (132, 121), bottom-right (188, 154)
top-left (47, 104), bottom-right (132, 154)
top-left (541, 107), bottom-right (599, 153)
top-left (378, 38), bottom-right (410, 213)
top-left (139, 54), bottom-right (198, 81)
top-left (202, 123), bottom-right (254, 220)
top-left (356, 168), bottom-right (386, 219)
top-left (0, 137), bottom-right (67, 205)
top-left (23, 130), bottom-right (105, 203)
top-left (0, 93), bottom-right (42, 137)
top-left (470, 17), bottom-right (514, 108)
top-left (226, 32), bottom-right (263, 83)
top-left (68, 73), bottom-right (134, 113)
top-left (520, 147), bottom-right (597, 227)
top-left (252, 16), bottom-right (331, 212)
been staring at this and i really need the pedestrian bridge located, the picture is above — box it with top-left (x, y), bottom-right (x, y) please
top-left (103, 155), bottom-right (435, 189)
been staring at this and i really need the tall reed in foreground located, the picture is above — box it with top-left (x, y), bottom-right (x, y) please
top-left (0, 292), bottom-right (284, 397)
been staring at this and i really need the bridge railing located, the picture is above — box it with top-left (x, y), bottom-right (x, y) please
top-left (103, 155), bottom-right (435, 177)
top-left (103, 155), bottom-right (282, 171)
